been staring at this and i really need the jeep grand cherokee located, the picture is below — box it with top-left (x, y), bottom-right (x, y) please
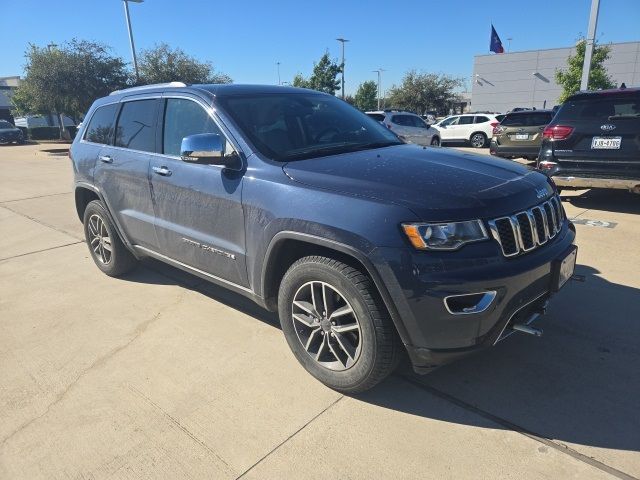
top-left (70, 83), bottom-right (577, 393)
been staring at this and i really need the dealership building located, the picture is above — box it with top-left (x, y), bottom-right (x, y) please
top-left (470, 41), bottom-right (640, 113)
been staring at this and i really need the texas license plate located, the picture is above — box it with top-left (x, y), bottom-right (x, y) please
top-left (514, 134), bottom-right (529, 140)
top-left (591, 137), bottom-right (621, 149)
top-left (552, 247), bottom-right (577, 292)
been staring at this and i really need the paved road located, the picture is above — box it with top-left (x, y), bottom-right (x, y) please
top-left (1, 144), bottom-right (638, 479)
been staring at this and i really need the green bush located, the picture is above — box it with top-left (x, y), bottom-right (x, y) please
top-left (28, 126), bottom-right (60, 140)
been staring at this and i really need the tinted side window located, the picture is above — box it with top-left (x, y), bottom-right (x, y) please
top-left (439, 116), bottom-right (458, 127)
top-left (458, 116), bottom-right (474, 125)
top-left (411, 116), bottom-right (428, 128)
top-left (114, 99), bottom-right (158, 152)
top-left (391, 115), bottom-right (410, 126)
top-left (84, 103), bottom-right (119, 144)
top-left (163, 98), bottom-right (231, 156)
top-left (366, 113), bottom-right (385, 122)
top-left (474, 116), bottom-right (489, 123)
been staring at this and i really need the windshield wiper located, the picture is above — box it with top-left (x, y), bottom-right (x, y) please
top-left (283, 140), bottom-right (401, 161)
top-left (608, 114), bottom-right (640, 120)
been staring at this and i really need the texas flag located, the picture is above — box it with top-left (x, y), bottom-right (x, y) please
top-left (490, 25), bottom-right (504, 54)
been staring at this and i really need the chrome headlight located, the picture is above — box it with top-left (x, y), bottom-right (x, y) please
top-left (402, 220), bottom-right (488, 251)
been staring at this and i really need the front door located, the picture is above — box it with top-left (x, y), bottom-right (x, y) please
top-left (438, 116), bottom-right (459, 140)
top-left (150, 96), bottom-right (248, 287)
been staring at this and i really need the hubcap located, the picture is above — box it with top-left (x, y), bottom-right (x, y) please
top-left (291, 281), bottom-right (362, 371)
top-left (88, 214), bottom-right (112, 265)
top-left (472, 134), bottom-right (484, 147)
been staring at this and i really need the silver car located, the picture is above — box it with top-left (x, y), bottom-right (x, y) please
top-left (366, 110), bottom-right (438, 146)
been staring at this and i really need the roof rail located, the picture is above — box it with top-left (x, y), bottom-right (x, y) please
top-left (109, 81), bottom-right (187, 96)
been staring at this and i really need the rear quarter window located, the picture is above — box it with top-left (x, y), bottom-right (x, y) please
top-left (83, 103), bottom-right (119, 144)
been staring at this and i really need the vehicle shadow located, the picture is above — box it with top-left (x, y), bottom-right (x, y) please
top-left (121, 256), bottom-right (640, 456)
top-left (121, 257), bottom-right (280, 330)
top-left (562, 188), bottom-right (640, 215)
top-left (358, 263), bottom-right (640, 456)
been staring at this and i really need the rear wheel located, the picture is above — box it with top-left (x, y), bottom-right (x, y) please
top-left (470, 132), bottom-right (487, 148)
top-left (83, 200), bottom-right (137, 277)
top-left (430, 136), bottom-right (440, 146)
top-left (278, 256), bottom-right (401, 393)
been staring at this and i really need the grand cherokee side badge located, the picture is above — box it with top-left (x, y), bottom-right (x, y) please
top-left (182, 237), bottom-right (236, 260)
top-left (600, 124), bottom-right (616, 131)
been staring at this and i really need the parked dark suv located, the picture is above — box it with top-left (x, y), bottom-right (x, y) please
top-left (70, 83), bottom-right (577, 393)
top-left (538, 87), bottom-right (640, 193)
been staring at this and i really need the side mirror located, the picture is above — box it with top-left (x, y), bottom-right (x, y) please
top-left (180, 133), bottom-right (240, 168)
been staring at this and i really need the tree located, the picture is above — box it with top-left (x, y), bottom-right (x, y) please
top-left (386, 70), bottom-right (463, 115)
top-left (12, 40), bottom-right (129, 134)
top-left (138, 43), bottom-right (232, 85)
top-left (555, 40), bottom-right (615, 103)
top-left (353, 81), bottom-right (378, 111)
top-left (292, 52), bottom-right (342, 95)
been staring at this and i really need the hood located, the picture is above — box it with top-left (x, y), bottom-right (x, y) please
top-left (283, 144), bottom-right (554, 221)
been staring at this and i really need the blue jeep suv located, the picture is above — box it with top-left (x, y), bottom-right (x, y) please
top-left (70, 83), bottom-right (577, 392)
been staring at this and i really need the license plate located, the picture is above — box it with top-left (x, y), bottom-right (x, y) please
top-left (591, 137), bottom-right (621, 149)
top-left (552, 247), bottom-right (577, 292)
top-left (514, 134), bottom-right (529, 140)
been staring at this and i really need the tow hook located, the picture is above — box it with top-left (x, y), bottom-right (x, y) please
top-left (512, 322), bottom-right (544, 337)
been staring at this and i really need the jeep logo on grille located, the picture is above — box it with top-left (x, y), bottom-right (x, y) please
top-left (535, 188), bottom-right (548, 199)
top-left (600, 124), bottom-right (616, 131)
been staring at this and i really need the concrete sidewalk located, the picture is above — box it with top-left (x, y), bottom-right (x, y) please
top-left (1, 144), bottom-right (638, 479)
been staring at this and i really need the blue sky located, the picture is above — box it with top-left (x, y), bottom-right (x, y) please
top-left (1, 0), bottom-right (639, 95)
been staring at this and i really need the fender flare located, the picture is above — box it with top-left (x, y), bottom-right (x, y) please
top-left (261, 231), bottom-right (411, 346)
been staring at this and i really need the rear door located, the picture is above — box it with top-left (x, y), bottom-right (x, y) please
top-left (149, 95), bottom-right (249, 287)
top-left (389, 115), bottom-right (413, 140)
top-left (551, 91), bottom-right (640, 178)
top-left (93, 97), bottom-right (159, 249)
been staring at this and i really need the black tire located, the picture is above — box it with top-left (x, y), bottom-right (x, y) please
top-left (278, 256), bottom-right (401, 393)
top-left (430, 136), bottom-right (440, 146)
top-left (83, 200), bottom-right (137, 277)
top-left (470, 132), bottom-right (487, 148)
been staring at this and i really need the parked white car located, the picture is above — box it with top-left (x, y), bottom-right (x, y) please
top-left (366, 110), bottom-right (438, 146)
top-left (431, 114), bottom-right (497, 148)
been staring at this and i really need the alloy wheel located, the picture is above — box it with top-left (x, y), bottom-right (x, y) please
top-left (291, 281), bottom-right (362, 371)
top-left (471, 134), bottom-right (485, 148)
top-left (88, 214), bottom-right (112, 265)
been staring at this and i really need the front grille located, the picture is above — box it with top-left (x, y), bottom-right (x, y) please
top-left (488, 196), bottom-right (564, 257)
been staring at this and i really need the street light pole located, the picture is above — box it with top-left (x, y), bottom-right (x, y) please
top-left (336, 38), bottom-right (349, 99)
top-left (276, 62), bottom-right (281, 85)
top-left (122, 0), bottom-right (143, 83)
top-left (373, 69), bottom-right (385, 109)
top-left (580, 0), bottom-right (601, 91)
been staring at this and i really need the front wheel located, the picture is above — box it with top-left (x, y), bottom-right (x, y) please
top-left (278, 256), bottom-right (401, 393)
top-left (430, 136), bottom-right (440, 146)
top-left (470, 132), bottom-right (487, 148)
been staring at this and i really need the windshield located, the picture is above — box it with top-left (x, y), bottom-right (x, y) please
top-left (218, 93), bottom-right (402, 161)
top-left (501, 112), bottom-right (553, 126)
top-left (0, 120), bottom-right (15, 129)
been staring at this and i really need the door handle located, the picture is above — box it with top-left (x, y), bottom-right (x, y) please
top-left (152, 166), bottom-right (172, 176)
top-left (99, 155), bottom-right (113, 163)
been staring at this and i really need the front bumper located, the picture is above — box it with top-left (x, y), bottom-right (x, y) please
top-left (371, 222), bottom-right (576, 373)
